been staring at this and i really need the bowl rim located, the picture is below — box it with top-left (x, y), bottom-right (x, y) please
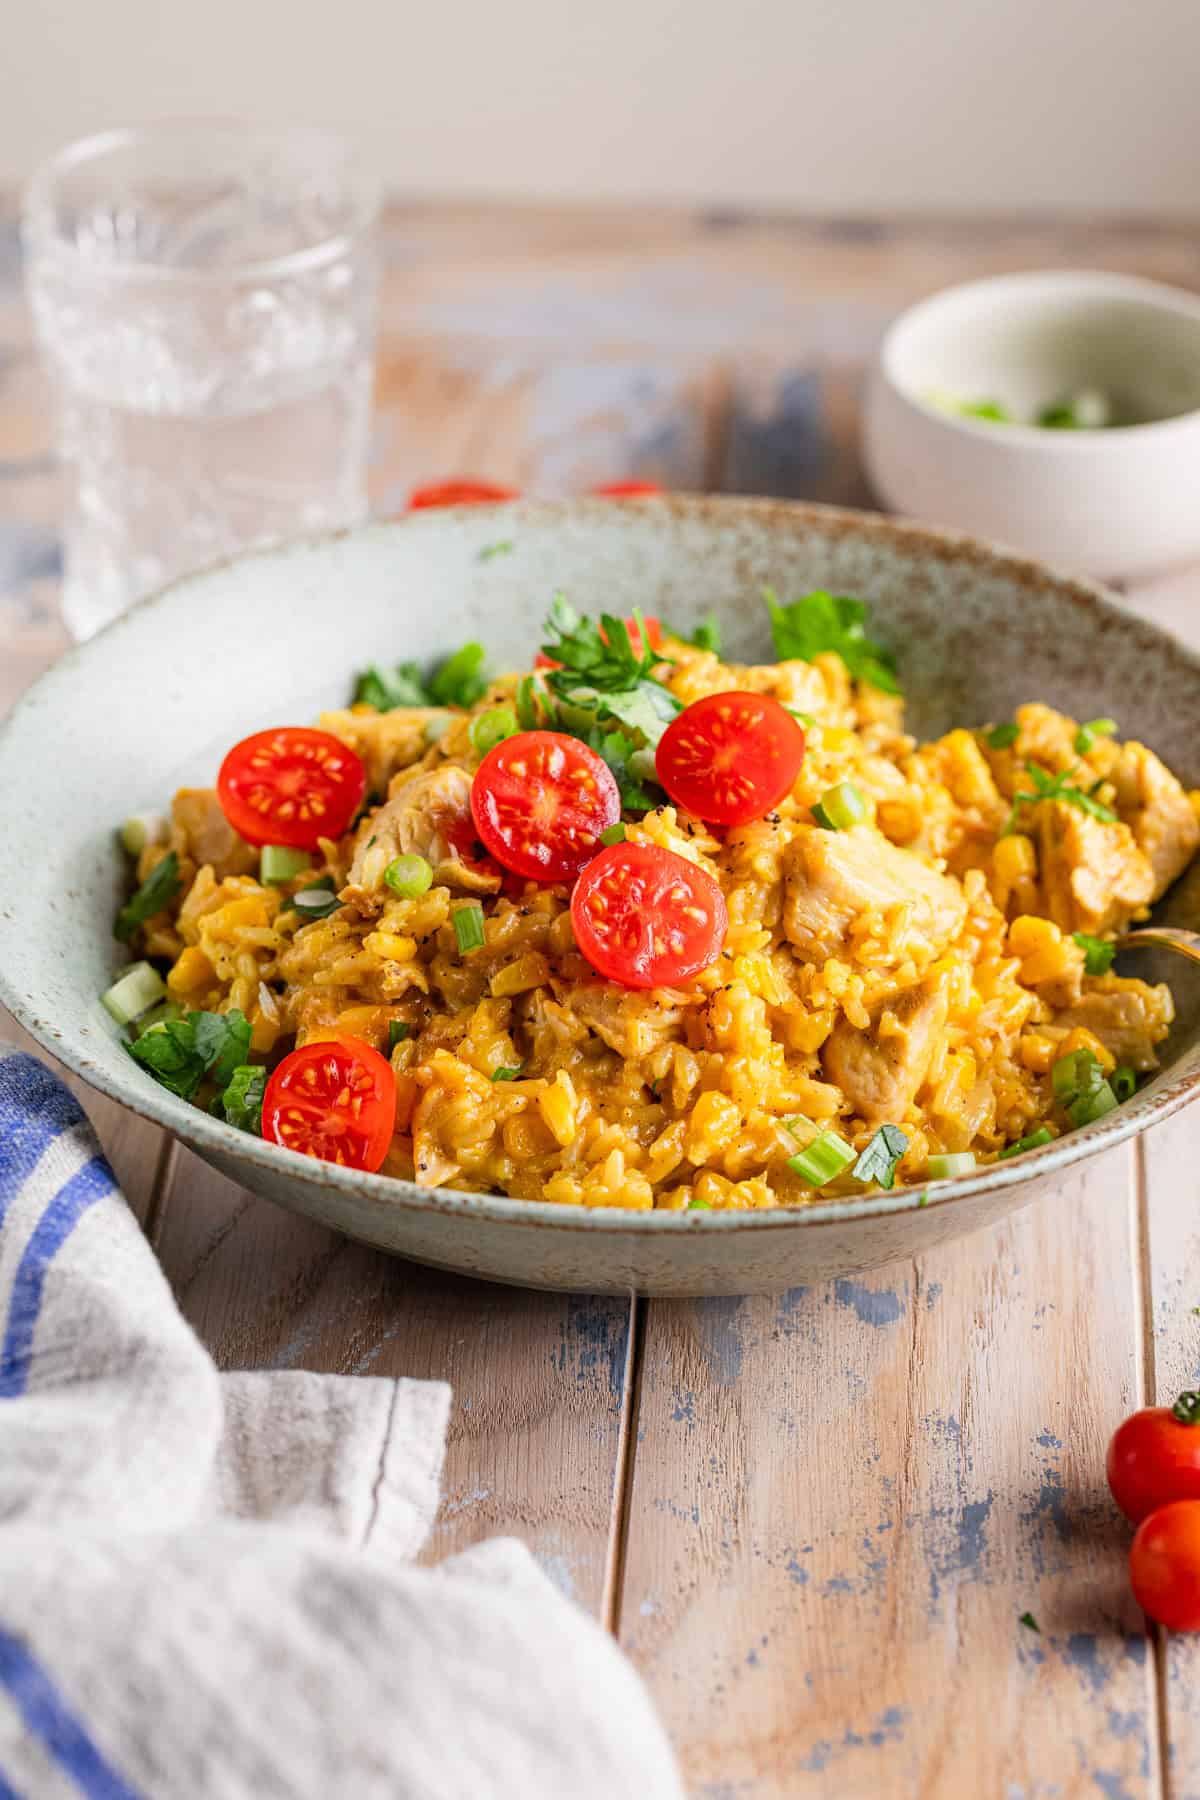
top-left (877, 268), bottom-right (1200, 447)
top-left (5, 493), bottom-right (1200, 1236)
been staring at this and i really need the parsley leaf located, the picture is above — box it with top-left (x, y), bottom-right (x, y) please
top-left (387, 1021), bottom-right (410, 1052)
top-left (353, 661), bottom-right (430, 710)
top-left (985, 722), bottom-right (1020, 750)
top-left (666, 612), bottom-right (722, 653)
top-left (539, 595), bottom-right (656, 691)
top-left (128, 1008), bottom-right (252, 1102)
top-left (536, 597), bottom-right (681, 784)
top-left (765, 589), bottom-right (900, 694)
top-left (491, 1065), bottom-right (524, 1082)
top-left (1073, 932), bottom-right (1116, 975)
top-left (478, 540), bottom-right (514, 562)
top-left (217, 1064), bottom-right (265, 1133)
top-left (1005, 762), bottom-right (1117, 832)
top-left (852, 1123), bottom-right (909, 1190)
top-left (115, 851), bottom-right (180, 943)
top-left (586, 726), bottom-right (662, 811)
top-left (429, 642), bottom-right (489, 708)
top-left (1018, 1611), bottom-right (1040, 1633)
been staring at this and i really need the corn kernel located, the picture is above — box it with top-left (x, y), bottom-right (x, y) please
top-left (995, 834), bottom-right (1037, 882)
top-left (363, 931), bottom-right (418, 963)
top-left (166, 945), bottom-right (215, 997)
top-left (685, 1090), bottom-right (742, 1164)
top-left (490, 952), bottom-right (551, 998)
top-left (1057, 1025), bottom-right (1116, 1073)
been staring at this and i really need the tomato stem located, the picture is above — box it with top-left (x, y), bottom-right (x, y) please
top-left (1172, 1390), bottom-right (1200, 1425)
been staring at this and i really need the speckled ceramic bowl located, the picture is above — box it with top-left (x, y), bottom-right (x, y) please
top-left (3, 498), bottom-right (1200, 1295)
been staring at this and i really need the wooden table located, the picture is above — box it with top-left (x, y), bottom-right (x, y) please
top-left (4, 201), bottom-right (1200, 1799)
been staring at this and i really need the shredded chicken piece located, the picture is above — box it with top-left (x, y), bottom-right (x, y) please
top-left (1109, 742), bottom-right (1200, 899)
top-left (170, 789), bottom-right (257, 880)
top-left (573, 986), bottom-right (685, 1059)
top-left (1054, 976), bottom-right (1174, 1071)
top-left (783, 825), bottom-right (966, 966)
top-left (822, 980), bottom-right (949, 1122)
top-left (1036, 802), bottom-right (1154, 936)
top-left (344, 765), bottom-right (500, 912)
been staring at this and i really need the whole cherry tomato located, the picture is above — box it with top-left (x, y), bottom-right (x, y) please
top-left (1130, 1500), bottom-right (1200, 1632)
top-left (1107, 1391), bottom-right (1200, 1523)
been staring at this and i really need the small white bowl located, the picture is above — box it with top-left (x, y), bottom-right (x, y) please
top-left (864, 271), bottom-right (1200, 581)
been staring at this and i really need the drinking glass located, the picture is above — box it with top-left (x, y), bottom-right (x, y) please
top-left (22, 123), bottom-right (380, 639)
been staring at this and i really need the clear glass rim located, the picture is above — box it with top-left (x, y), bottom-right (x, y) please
top-left (22, 120), bottom-right (381, 286)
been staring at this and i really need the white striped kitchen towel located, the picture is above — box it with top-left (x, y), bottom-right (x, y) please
top-left (0, 1045), bottom-right (683, 1800)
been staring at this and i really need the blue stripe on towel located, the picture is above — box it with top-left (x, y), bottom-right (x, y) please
top-left (0, 1057), bottom-right (88, 1227)
top-left (0, 1156), bottom-right (116, 1400)
top-left (0, 1765), bottom-right (23, 1799)
top-left (0, 1628), bottom-right (144, 1799)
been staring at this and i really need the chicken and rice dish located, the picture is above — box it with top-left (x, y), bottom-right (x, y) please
top-left (104, 588), bottom-right (1200, 1209)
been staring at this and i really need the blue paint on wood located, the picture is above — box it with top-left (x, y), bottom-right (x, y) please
top-left (1091, 1772), bottom-right (1137, 1800)
top-left (725, 369), bottom-right (832, 500)
top-left (696, 1295), bottom-right (746, 1386)
top-left (1037, 1429), bottom-right (1064, 1449)
top-left (832, 1279), bottom-right (905, 1327)
top-left (558, 1295), bottom-right (629, 1402)
top-left (924, 1280), bottom-right (943, 1311)
top-left (1064, 1633), bottom-right (1108, 1695)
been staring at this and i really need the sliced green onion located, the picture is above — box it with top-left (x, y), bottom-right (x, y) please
top-left (119, 812), bottom-right (168, 857)
top-left (1067, 1079), bottom-right (1118, 1128)
top-left (600, 823), bottom-right (627, 846)
top-left (387, 1021), bottom-right (410, 1052)
top-left (114, 851), bottom-right (180, 943)
top-left (470, 705), bottom-right (519, 757)
top-left (787, 1128), bottom-right (856, 1187)
top-left (687, 1197), bottom-right (713, 1210)
top-left (134, 999), bottom-right (182, 1037)
top-left (985, 723), bottom-right (1020, 750)
top-left (811, 782), bottom-right (866, 831)
top-left (384, 854), bottom-right (434, 899)
top-left (424, 712), bottom-right (452, 743)
top-left (101, 961), bottom-right (168, 1026)
top-left (260, 845), bottom-right (311, 885)
top-left (491, 1065), bottom-right (524, 1082)
top-left (1111, 1066), bottom-right (1137, 1103)
top-left (1073, 932), bottom-right (1116, 976)
top-left (478, 539), bottom-right (514, 562)
top-left (1074, 718), bottom-right (1117, 755)
top-left (1000, 1127), bottom-right (1054, 1159)
top-left (453, 903), bottom-right (486, 954)
top-left (927, 1152), bottom-right (978, 1180)
top-left (1052, 1047), bottom-right (1101, 1104)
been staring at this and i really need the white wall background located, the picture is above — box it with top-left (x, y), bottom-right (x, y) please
top-left (5, 0), bottom-right (1200, 212)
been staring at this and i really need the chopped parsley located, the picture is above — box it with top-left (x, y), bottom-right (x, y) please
top-left (114, 851), bottom-right (180, 942)
top-left (429, 642), bottom-right (489, 709)
top-left (1019, 1611), bottom-right (1040, 1633)
top-left (491, 1065), bottom-right (524, 1082)
top-left (764, 588), bottom-right (900, 694)
top-left (985, 722), bottom-right (1020, 750)
top-left (685, 613), bottom-right (722, 654)
top-left (1005, 762), bottom-right (1117, 833)
top-left (387, 1021), bottom-right (410, 1052)
top-left (852, 1123), bottom-right (909, 1190)
top-left (353, 661), bottom-right (430, 710)
top-left (129, 1008), bottom-right (251, 1102)
top-left (352, 641), bottom-right (490, 712)
top-left (478, 539), bottom-right (514, 562)
top-left (1073, 932), bottom-right (1116, 975)
top-left (538, 595), bottom-right (681, 748)
top-left (1074, 717), bottom-right (1116, 756)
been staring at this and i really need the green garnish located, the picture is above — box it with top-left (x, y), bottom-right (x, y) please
top-left (128, 1008), bottom-right (251, 1102)
top-left (383, 854), bottom-right (434, 899)
top-left (119, 812), bottom-right (167, 857)
top-left (478, 540), bottom-right (514, 562)
top-left (1019, 1611), bottom-right (1041, 1633)
top-left (600, 823), bottom-right (627, 846)
top-left (260, 845), bottom-right (312, 885)
top-left (1111, 1066), bottom-right (1137, 1103)
top-left (1074, 718), bottom-right (1116, 756)
top-left (1037, 390), bottom-right (1110, 431)
top-left (353, 661), bottom-right (430, 710)
top-left (387, 1021), bottom-right (410, 1052)
top-left (216, 1064), bottom-right (265, 1134)
top-left (1172, 1391), bottom-right (1200, 1425)
top-left (101, 961), bottom-right (167, 1026)
top-left (114, 851), bottom-right (180, 943)
top-left (470, 705), bottom-right (519, 758)
top-left (1073, 932), bottom-right (1116, 975)
top-left (811, 782), bottom-right (866, 831)
top-left (787, 1127), bottom-right (856, 1187)
top-left (687, 1197), bottom-right (713, 1210)
top-left (1051, 1047), bottom-right (1118, 1127)
top-left (538, 595), bottom-right (680, 746)
top-left (1005, 762), bottom-right (1117, 833)
top-left (986, 723), bottom-right (1020, 750)
top-left (515, 673), bottom-right (557, 732)
top-left (958, 399), bottom-right (1010, 422)
top-left (491, 1066), bottom-right (524, 1082)
top-left (453, 903), bottom-right (486, 954)
top-left (284, 879), bottom-right (342, 921)
top-left (765, 588), bottom-right (900, 695)
top-left (429, 642), bottom-right (489, 709)
top-left (1000, 1127), bottom-right (1054, 1159)
top-left (687, 614), bottom-right (722, 654)
top-left (927, 1152), bottom-right (978, 1180)
top-left (852, 1123), bottom-right (909, 1190)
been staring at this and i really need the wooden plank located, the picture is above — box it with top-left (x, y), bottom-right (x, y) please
top-left (619, 1152), bottom-right (1158, 1799)
top-left (152, 1146), bottom-right (633, 1613)
top-left (0, 1007), bottom-right (170, 1230)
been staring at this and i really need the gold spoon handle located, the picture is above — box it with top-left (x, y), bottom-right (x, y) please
top-left (1119, 925), bottom-right (1200, 968)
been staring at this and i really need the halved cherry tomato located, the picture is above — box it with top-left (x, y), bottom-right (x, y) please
top-left (408, 479), bottom-right (518, 509)
top-left (591, 481), bottom-right (663, 498)
top-left (217, 727), bottom-right (367, 850)
top-left (655, 691), bottom-right (806, 827)
top-left (470, 730), bottom-right (620, 881)
top-left (1108, 1392), bottom-right (1200, 1522)
top-left (534, 613), bottom-right (663, 671)
top-left (570, 841), bottom-right (727, 989)
top-left (262, 1034), bottom-right (396, 1173)
top-left (1130, 1500), bottom-right (1200, 1631)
